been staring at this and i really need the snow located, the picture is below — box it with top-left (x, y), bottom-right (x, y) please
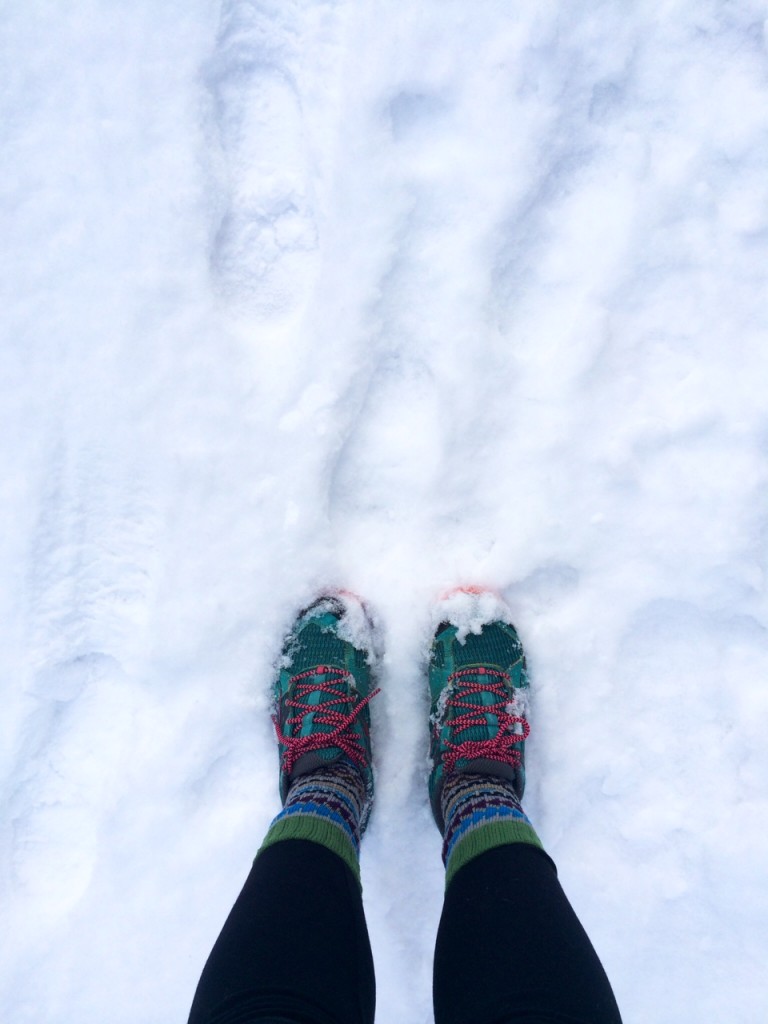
top-left (429, 589), bottom-right (517, 642)
top-left (2, 1), bottom-right (768, 1021)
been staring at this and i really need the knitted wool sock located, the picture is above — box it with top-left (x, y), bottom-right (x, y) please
top-left (441, 771), bottom-right (544, 888)
top-left (258, 761), bottom-right (368, 885)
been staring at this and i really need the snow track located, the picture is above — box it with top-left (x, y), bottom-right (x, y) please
top-left (2, 2), bottom-right (768, 1022)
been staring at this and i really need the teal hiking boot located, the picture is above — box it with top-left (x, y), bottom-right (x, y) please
top-left (428, 589), bottom-right (531, 831)
top-left (273, 593), bottom-right (380, 831)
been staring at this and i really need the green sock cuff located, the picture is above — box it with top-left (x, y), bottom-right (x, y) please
top-left (257, 815), bottom-right (361, 887)
top-left (445, 819), bottom-right (543, 889)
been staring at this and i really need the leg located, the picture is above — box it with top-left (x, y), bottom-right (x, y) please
top-left (188, 839), bottom-right (374, 1024)
top-left (434, 843), bottom-right (621, 1024)
top-left (188, 595), bottom-right (380, 1024)
top-left (427, 590), bottom-right (622, 1024)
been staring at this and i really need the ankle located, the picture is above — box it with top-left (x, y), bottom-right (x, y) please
top-left (440, 771), bottom-right (543, 889)
top-left (258, 760), bottom-right (370, 886)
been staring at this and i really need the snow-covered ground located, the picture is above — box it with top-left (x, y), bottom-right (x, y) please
top-left (2, 1), bottom-right (768, 1021)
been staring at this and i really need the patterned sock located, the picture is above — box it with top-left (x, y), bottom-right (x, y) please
top-left (257, 761), bottom-right (368, 885)
top-left (441, 772), bottom-right (544, 888)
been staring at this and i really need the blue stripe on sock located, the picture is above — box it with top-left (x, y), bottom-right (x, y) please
top-left (276, 800), bottom-right (360, 851)
top-left (444, 804), bottom-right (531, 861)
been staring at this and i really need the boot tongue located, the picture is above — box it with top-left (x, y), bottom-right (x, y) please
top-left (457, 757), bottom-right (518, 786)
top-left (290, 748), bottom-right (344, 780)
top-left (453, 668), bottom-right (505, 740)
top-left (290, 676), bottom-right (349, 779)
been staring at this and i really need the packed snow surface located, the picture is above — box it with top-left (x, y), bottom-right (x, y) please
top-left (2, 2), bottom-right (768, 1022)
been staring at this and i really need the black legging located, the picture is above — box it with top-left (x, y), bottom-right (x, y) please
top-left (188, 839), bottom-right (622, 1024)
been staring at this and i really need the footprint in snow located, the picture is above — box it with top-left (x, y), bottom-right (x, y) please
top-left (208, 61), bottom-right (318, 321)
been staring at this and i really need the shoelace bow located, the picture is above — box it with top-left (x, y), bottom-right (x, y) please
top-left (274, 664), bottom-right (380, 777)
top-left (439, 666), bottom-right (529, 777)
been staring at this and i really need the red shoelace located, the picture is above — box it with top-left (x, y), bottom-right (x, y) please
top-left (438, 666), bottom-right (529, 777)
top-left (274, 665), bottom-right (380, 777)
